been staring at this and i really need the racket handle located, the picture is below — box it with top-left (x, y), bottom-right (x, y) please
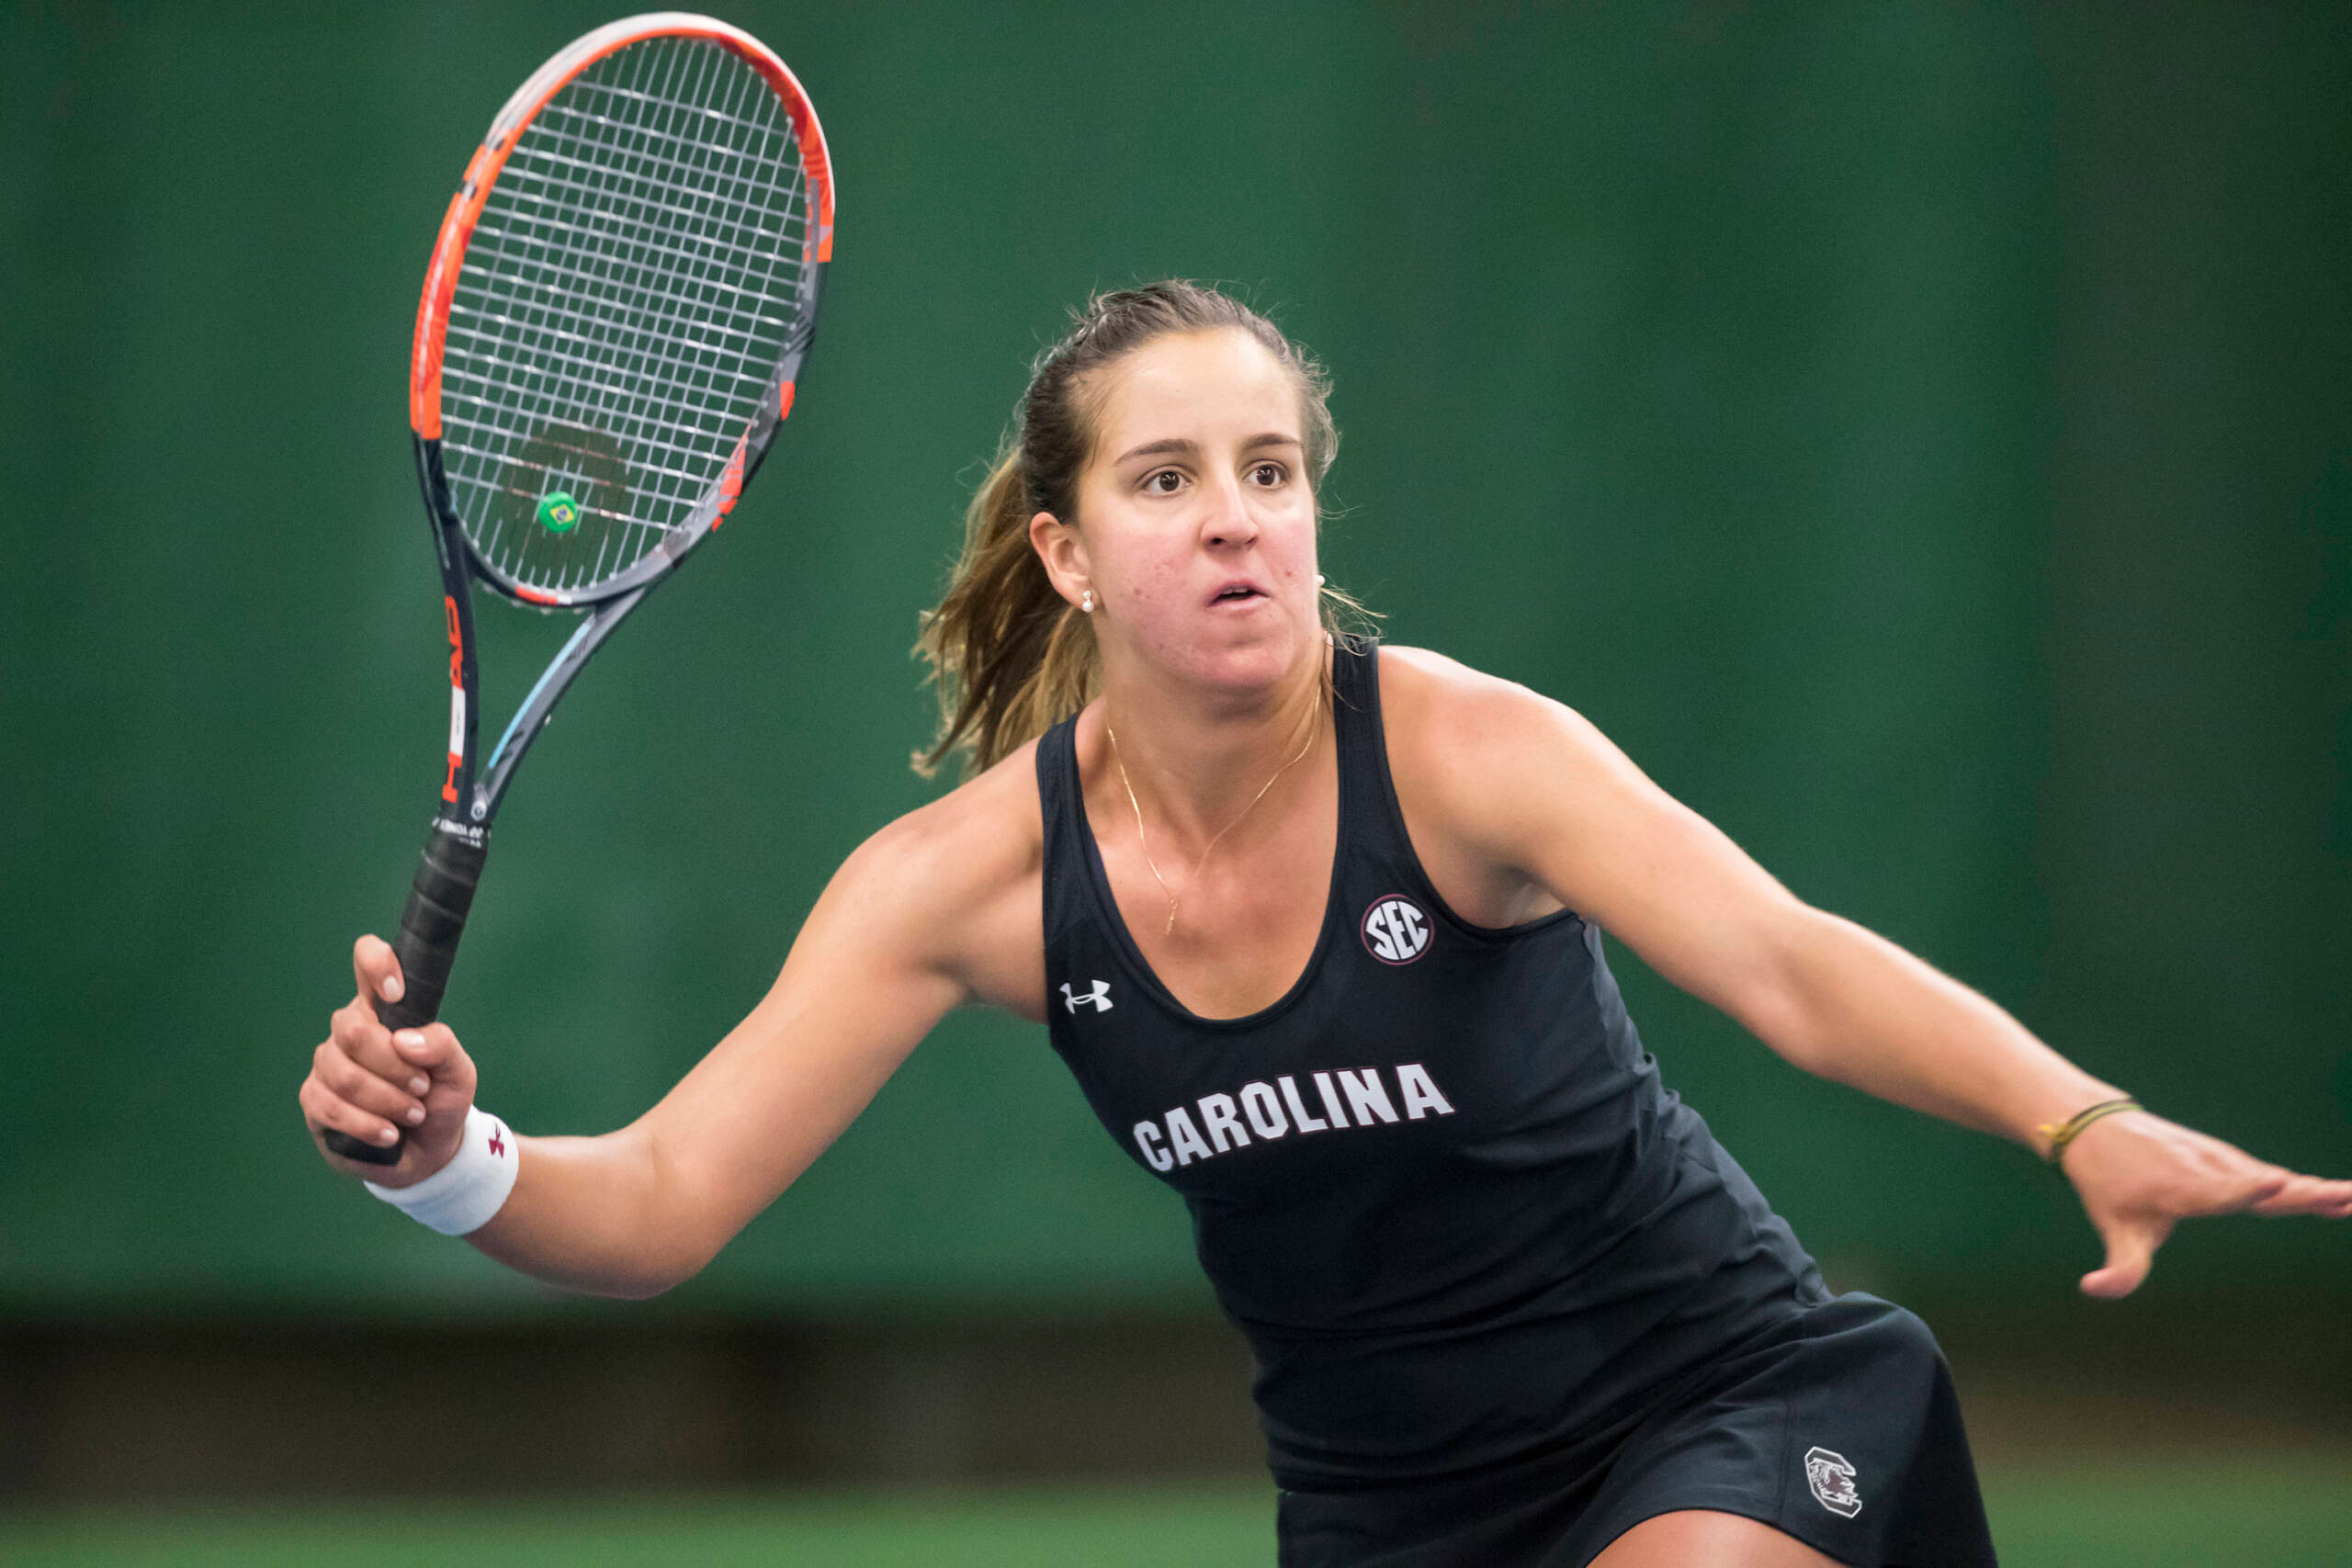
top-left (324, 822), bottom-right (490, 1167)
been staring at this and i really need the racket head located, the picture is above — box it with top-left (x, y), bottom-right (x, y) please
top-left (410, 13), bottom-right (833, 609)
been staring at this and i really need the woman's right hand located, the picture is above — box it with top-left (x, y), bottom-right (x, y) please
top-left (300, 935), bottom-right (480, 1188)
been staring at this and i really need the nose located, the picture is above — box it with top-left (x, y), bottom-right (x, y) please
top-left (1200, 472), bottom-right (1260, 551)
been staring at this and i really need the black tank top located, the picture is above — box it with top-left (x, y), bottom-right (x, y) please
top-left (1037, 638), bottom-right (1826, 1488)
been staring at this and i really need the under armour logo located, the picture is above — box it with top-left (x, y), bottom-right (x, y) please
top-left (487, 1123), bottom-right (507, 1158)
top-left (1061, 979), bottom-right (1114, 1014)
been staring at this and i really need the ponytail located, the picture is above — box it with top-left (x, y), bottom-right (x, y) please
top-left (911, 451), bottom-right (1096, 776)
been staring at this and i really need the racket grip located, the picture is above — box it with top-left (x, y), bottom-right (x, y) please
top-left (324, 823), bottom-right (490, 1167)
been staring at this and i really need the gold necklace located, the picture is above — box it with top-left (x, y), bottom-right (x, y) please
top-left (1104, 693), bottom-right (1323, 937)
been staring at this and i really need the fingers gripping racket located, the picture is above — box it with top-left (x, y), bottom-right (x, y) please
top-left (324, 13), bottom-right (834, 1165)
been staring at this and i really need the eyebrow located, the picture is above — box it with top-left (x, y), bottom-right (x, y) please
top-left (1113, 433), bottom-right (1302, 466)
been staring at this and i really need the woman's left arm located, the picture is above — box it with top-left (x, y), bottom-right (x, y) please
top-left (1387, 649), bottom-right (2352, 1297)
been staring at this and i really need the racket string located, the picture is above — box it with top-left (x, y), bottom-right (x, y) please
top-left (486, 126), bottom-right (807, 289)
top-left (457, 37), bottom-right (692, 585)
top-left (438, 35), bottom-right (813, 596)
top-left (456, 44), bottom-right (729, 576)
top-left (461, 38), bottom-right (795, 587)
top-left (547, 42), bottom-right (798, 587)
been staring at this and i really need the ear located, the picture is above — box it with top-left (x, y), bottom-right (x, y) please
top-left (1028, 510), bottom-right (1090, 608)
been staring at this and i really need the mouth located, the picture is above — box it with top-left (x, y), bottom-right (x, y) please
top-left (1209, 581), bottom-right (1266, 606)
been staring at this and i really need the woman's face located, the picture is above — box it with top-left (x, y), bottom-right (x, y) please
top-left (1036, 327), bottom-right (1322, 698)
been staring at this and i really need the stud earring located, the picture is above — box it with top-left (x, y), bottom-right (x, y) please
top-left (1080, 590), bottom-right (1094, 614)
top-left (1315, 574), bottom-right (1326, 588)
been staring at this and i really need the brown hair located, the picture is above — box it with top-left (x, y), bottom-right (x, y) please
top-left (912, 281), bottom-right (1372, 777)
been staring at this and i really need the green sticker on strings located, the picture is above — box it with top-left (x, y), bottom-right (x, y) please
top-left (537, 491), bottom-right (581, 534)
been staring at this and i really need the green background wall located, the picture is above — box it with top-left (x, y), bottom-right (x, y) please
top-left (3, 0), bottom-right (2345, 1320)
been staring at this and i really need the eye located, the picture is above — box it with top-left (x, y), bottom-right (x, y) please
top-left (1248, 461), bottom-right (1288, 487)
top-left (1141, 468), bottom-right (1185, 495)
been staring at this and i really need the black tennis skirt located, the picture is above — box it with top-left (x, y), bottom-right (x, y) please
top-left (1274, 1292), bottom-right (1997, 1567)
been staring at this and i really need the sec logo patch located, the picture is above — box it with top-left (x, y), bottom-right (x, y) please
top-left (1361, 894), bottom-right (1432, 965)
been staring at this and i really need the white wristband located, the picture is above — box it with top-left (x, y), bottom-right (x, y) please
top-left (365, 1105), bottom-right (520, 1235)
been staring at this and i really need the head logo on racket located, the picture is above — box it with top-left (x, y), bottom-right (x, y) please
top-left (1361, 895), bottom-right (1431, 965)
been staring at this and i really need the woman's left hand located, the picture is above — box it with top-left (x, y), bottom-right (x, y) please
top-left (2061, 1111), bottom-right (2352, 1297)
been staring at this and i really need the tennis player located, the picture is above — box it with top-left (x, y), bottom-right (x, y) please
top-left (304, 282), bottom-right (2352, 1566)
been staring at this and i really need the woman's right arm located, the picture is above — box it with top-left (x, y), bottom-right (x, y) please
top-left (300, 783), bottom-right (1041, 1299)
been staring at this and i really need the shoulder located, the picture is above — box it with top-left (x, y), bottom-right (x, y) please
top-left (1371, 643), bottom-right (1640, 863)
top-left (826, 737), bottom-right (1046, 1014)
top-left (1374, 643), bottom-right (1542, 727)
top-left (1374, 644), bottom-right (1615, 783)
top-left (843, 739), bottom-right (1045, 918)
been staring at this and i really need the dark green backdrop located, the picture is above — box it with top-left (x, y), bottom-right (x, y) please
top-left (3, 0), bottom-right (2346, 1319)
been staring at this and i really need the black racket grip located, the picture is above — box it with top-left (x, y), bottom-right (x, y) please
top-left (323, 823), bottom-right (489, 1167)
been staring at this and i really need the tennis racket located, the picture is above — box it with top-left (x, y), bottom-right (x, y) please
top-left (322, 12), bottom-right (835, 1165)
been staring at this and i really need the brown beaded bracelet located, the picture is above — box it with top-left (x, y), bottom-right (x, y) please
top-left (2038, 1098), bottom-right (2143, 1164)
